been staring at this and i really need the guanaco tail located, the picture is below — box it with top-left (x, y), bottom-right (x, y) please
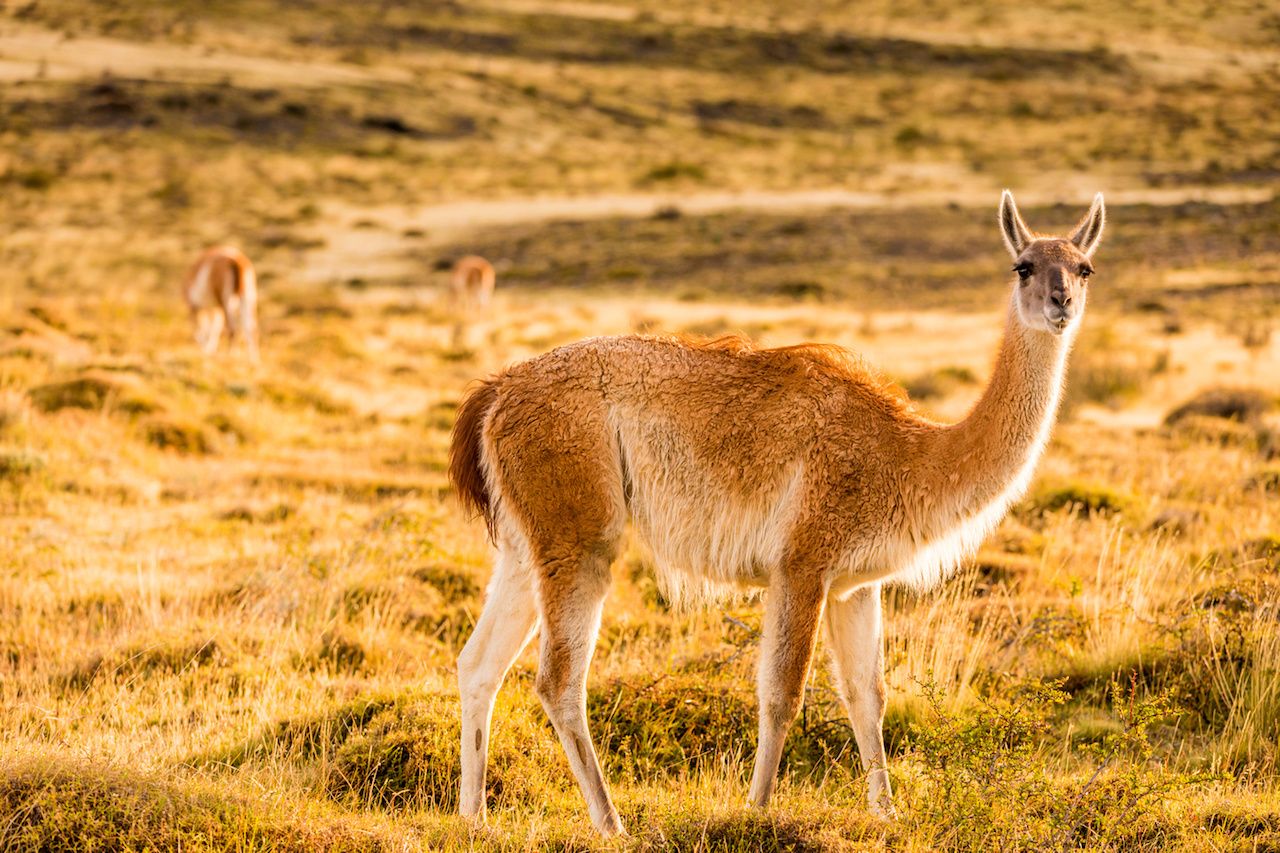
top-left (182, 246), bottom-right (259, 361)
top-left (449, 191), bottom-right (1105, 835)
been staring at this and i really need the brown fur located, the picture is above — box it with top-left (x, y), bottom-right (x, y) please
top-left (449, 378), bottom-right (501, 539)
top-left (182, 246), bottom-right (259, 359)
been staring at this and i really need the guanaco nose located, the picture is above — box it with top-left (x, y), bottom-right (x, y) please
top-left (1049, 291), bottom-right (1071, 309)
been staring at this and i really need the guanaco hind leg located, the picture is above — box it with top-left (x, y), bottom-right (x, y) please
top-left (533, 550), bottom-right (623, 836)
top-left (825, 584), bottom-right (894, 816)
top-left (195, 308), bottom-right (223, 355)
top-left (748, 571), bottom-right (827, 808)
top-left (456, 546), bottom-right (539, 821)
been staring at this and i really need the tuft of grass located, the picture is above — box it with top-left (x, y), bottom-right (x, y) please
top-left (64, 632), bottom-right (237, 689)
top-left (0, 757), bottom-right (390, 853)
top-left (1063, 326), bottom-right (1153, 415)
top-left (0, 449), bottom-right (46, 480)
top-left (142, 415), bottom-right (218, 454)
top-left (635, 810), bottom-right (839, 852)
top-left (1022, 480), bottom-right (1137, 518)
top-left (411, 564), bottom-right (481, 604)
top-left (1245, 467), bottom-right (1280, 494)
top-left (218, 503), bottom-right (295, 524)
top-left (28, 372), bottom-right (162, 415)
top-left (1167, 414), bottom-right (1261, 449)
top-left (640, 161), bottom-right (707, 184)
top-left (325, 691), bottom-right (560, 811)
top-left (204, 410), bottom-right (253, 445)
top-left (1165, 387), bottom-right (1274, 426)
top-left (299, 628), bottom-right (373, 675)
top-left (902, 365), bottom-right (978, 401)
top-left (587, 672), bottom-right (862, 785)
top-left (259, 380), bottom-right (353, 415)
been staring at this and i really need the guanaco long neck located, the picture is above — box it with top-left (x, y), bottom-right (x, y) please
top-left (921, 289), bottom-right (1075, 524)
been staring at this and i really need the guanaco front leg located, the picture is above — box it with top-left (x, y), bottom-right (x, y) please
top-left (825, 584), bottom-right (894, 817)
top-left (748, 571), bottom-right (827, 808)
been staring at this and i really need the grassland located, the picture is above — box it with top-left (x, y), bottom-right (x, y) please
top-left (2, 1), bottom-right (1279, 850)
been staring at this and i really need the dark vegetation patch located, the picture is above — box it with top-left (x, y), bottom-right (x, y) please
top-left (0, 758), bottom-right (389, 853)
top-left (141, 415), bottom-right (219, 454)
top-left (297, 627), bottom-right (374, 674)
top-left (640, 160), bottom-right (707, 184)
top-left (198, 672), bottom-right (865, 814)
top-left (692, 99), bottom-right (829, 130)
top-left (249, 470), bottom-right (432, 502)
top-left (0, 449), bottom-right (46, 480)
top-left (1165, 387), bottom-right (1275, 426)
top-left (588, 674), bottom-right (862, 784)
top-left (309, 8), bottom-right (1131, 81)
top-left (433, 199), bottom-right (1280, 309)
top-left (412, 564), bottom-right (482, 603)
top-left (258, 380), bottom-right (353, 415)
top-left (201, 691), bottom-right (558, 812)
top-left (325, 564), bottom-right (475, 650)
top-left (218, 502), bottom-right (296, 524)
top-left (1168, 414), bottom-right (1264, 450)
top-left (29, 371), bottom-right (162, 415)
top-left (902, 365), bottom-right (977, 401)
top-left (1020, 480), bottom-right (1137, 519)
top-left (1165, 387), bottom-right (1277, 455)
top-left (1246, 467), bottom-right (1280, 494)
top-left (635, 811), bottom-right (839, 852)
top-left (4, 77), bottom-right (477, 147)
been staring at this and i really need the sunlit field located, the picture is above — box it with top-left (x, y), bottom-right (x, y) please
top-left (2, 2), bottom-right (1279, 850)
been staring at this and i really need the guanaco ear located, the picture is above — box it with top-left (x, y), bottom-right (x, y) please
top-left (1069, 192), bottom-right (1106, 258)
top-left (998, 190), bottom-right (1033, 259)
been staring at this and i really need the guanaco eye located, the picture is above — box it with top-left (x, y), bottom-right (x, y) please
top-left (1079, 265), bottom-right (1093, 279)
top-left (1013, 263), bottom-right (1033, 280)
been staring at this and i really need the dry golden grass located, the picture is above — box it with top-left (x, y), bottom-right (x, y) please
top-left (2, 283), bottom-right (1278, 850)
top-left (2, 0), bottom-right (1279, 849)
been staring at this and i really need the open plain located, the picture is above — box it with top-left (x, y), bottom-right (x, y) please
top-left (1, 1), bottom-right (1279, 849)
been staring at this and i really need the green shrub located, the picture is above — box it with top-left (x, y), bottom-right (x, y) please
top-left (906, 678), bottom-right (1202, 850)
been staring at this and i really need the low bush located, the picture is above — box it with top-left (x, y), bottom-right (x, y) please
top-left (1165, 387), bottom-right (1274, 426)
top-left (29, 372), bottom-right (161, 415)
top-left (1021, 480), bottom-right (1137, 518)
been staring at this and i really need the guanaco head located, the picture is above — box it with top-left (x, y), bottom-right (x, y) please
top-left (999, 190), bottom-right (1105, 336)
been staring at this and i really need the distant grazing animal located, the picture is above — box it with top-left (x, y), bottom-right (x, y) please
top-left (449, 191), bottom-right (1105, 835)
top-left (182, 246), bottom-right (259, 361)
top-left (449, 255), bottom-right (496, 313)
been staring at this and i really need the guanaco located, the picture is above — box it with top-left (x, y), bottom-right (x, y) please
top-left (450, 191), bottom-right (1105, 835)
top-left (182, 246), bottom-right (259, 361)
top-left (450, 255), bottom-right (496, 313)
